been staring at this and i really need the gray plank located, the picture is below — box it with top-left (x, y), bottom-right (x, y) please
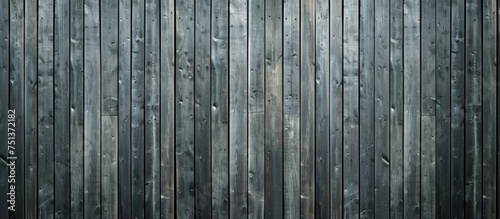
top-left (283, 0), bottom-right (300, 217)
top-left (450, 0), bottom-right (465, 217)
top-left (25, 0), bottom-right (38, 217)
top-left (374, 0), bottom-right (390, 216)
top-left (83, 0), bottom-right (101, 217)
top-left (436, 0), bottom-right (451, 217)
top-left (9, 0), bottom-right (24, 217)
top-left (101, 0), bottom-right (119, 218)
top-left (330, 0), bottom-right (343, 217)
top-left (118, 0), bottom-right (132, 217)
top-left (465, 0), bottom-right (482, 217)
top-left (343, 0), bottom-right (360, 216)
top-left (101, 116), bottom-right (118, 219)
top-left (38, 0), bottom-right (55, 217)
top-left (70, 0), bottom-right (84, 217)
top-left (402, 0), bottom-right (420, 217)
top-left (160, 0), bottom-right (175, 217)
top-left (194, 0), bottom-right (211, 217)
top-left (0, 0), bottom-right (9, 218)
top-left (359, 0), bottom-right (374, 217)
top-left (421, 0), bottom-right (436, 217)
top-left (482, 0), bottom-right (497, 217)
top-left (229, 0), bottom-right (248, 217)
top-left (176, 0), bottom-right (195, 217)
top-left (131, 0), bottom-right (145, 217)
top-left (389, 0), bottom-right (404, 216)
top-left (264, 0), bottom-right (283, 218)
top-left (314, 0), bottom-right (329, 217)
top-left (145, 0), bottom-right (160, 217)
top-left (54, 0), bottom-right (70, 217)
top-left (211, 0), bottom-right (229, 217)
top-left (300, 0), bottom-right (315, 217)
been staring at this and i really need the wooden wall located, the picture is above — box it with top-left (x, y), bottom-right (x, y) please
top-left (0, 0), bottom-right (498, 218)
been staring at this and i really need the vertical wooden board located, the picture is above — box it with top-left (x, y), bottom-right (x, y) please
top-left (211, 0), bottom-right (229, 217)
top-left (330, 0), bottom-right (343, 217)
top-left (229, 0), bottom-right (248, 217)
top-left (176, 0), bottom-right (195, 217)
top-left (118, 0), bottom-right (132, 217)
top-left (389, 0), bottom-right (404, 217)
top-left (300, 0), bottom-right (315, 217)
top-left (131, 0), bottom-right (145, 217)
top-left (0, 0), bottom-right (9, 218)
top-left (465, 0), bottom-right (482, 217)
top-left (359, 0), bottom-right (374, 217)
top-left (264, 0), bottom-right (283, 218)
top-left (54, 0), bottom-right (70, 217)
top-left (314, 0), bottom-right (329, 217)
top-left (38, 0), bottom-right (55, 217)
top-left (374, 0), bottom-right (390, 217)
top-left (101, 116), bottom-right (118, 219)
top-left (421, 116), bottom-right (436, 219)
top-left (343, 0), bottom-right (360, 217)
top-left (283, 0), bottom-right (299, 217)
top-left (450, 0), bottom-right (465, 217)
top-left (24, 0), bottom-right (38, 217)
top-left (482, 0), bottom-right (497, 217)
top-left (435, 0), bottom-right (451, 217)
top-left (421, 0), bottom-right (436, 218)
top-left (9, 0), bottom-right (24, 217)
top-left (248, 0), bottom-right (265, 217)
top-left (145, 0), bottom-right (160, 217)
top-left (70, 0), bottom-right (84, 217)
top-left (83, 0), bottom-right (101, 217)
top-left (160, 0), bottom-right (175, 217)
top-left (402, 0), bottom-right (420, 217)
top-left (194, 0), bottom-right (212, 217)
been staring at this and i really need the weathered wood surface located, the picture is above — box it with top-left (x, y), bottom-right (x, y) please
top-left (0, 1), bottom-right (498, 218)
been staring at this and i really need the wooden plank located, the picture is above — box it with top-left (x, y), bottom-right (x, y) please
top-left (374, 0), bottom-right (390, 217)
top-left (101, 116), bottom-right (118, 219)
top-left (421, 0), bottom-right (436, 218)
top-left (0, 0), bottom-right (9, 217)
top-left (54, 0), bottom-right (70, 217)
top-left (9, 0), bottom-right (24, 217)
top-left (435, 0), bottom-right (451, 217)
top-left (83, 0), bottom-right (101, 217)
top-left (118, 0), bottom-right (132, 217)
top-left (300, 0), bottom-right (315, 217)
top-left (450, 0), bottom-right (465, 217)
top-left (359, 0), bottom-right (374, 217)
top-left (283, 0), bottom-right (300, 217)
top-left (389, 0), bottom-right (404, 217)
top-left (229, 0), bottom-right (248, 217)
top-left (131, 0), bottom-right (145, 217)
top-left (38, 0), bottom-right (55, 217)
top-left (160, 0), bottom-right (175, 217)
top-left (330, 0), bottom-right (343, 217)
top-left (24, 0), bottom-right (38, 217)
top-left (101, 0), bottom-right (119, 217)
top-left (211, 0), bottom-right (229, 217)
top-left (176, 0), bottom-right (195, 217)
top-left (343, 0), bottom-right (360, 216)
top-left (402, 0), bottom-right (420, 217)
top-left (264, 0), bottom-right (283, 218)
top-left (465, 0), bottom-right (482, 217)
top-left (194, 0), bottom-right (212, 217)
top-left (482, 0), bottom-right (497, 217)
top-left (314, 0), bottom-right (329, 217)
top-left (70, 0), bottom-right (84, 217)
top-left (145, 0), bottom-right (160, 217)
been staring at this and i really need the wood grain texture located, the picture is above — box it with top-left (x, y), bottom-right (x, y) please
top-left (101, 116), bottom-right (118, 219)
top-left (283, 0), bottom-right (300, 217)
top-left (0, 0), bottom-right (9, 217)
